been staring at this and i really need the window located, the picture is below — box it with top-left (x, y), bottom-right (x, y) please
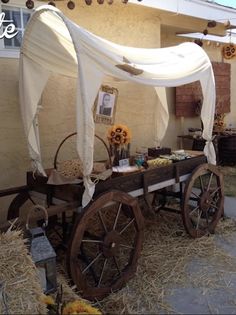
top-left (0, 5), bottom-right (31, 57)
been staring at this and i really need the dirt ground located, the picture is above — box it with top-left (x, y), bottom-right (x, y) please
top-left (219, 165), bottom-right (236, 197)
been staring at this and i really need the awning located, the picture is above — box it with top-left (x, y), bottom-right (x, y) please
top-left (19, 5), bottom-right (216, 206)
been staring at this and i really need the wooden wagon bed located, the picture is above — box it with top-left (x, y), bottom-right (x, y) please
top-left (0, 152), bottom-right (224, 300)
top-left (23, 151), bottom-right (206, 204)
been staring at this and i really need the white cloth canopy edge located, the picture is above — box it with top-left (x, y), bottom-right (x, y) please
top-left (19, 5), bottom-right (216, 207)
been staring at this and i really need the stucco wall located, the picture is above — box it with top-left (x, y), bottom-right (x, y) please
top-left (0, 2), bottom-right (161, 222)
top-left (39, 2), bottom-right (162, 165)
top-left (0, 1), bottom-right (235, 223)
top-left (161, 27), bottom-right (236, 149)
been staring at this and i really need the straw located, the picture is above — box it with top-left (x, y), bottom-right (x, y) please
top-left (0, 229), bottom-right (47, 314)
top-left (99, 213), bottom-right (236, 314)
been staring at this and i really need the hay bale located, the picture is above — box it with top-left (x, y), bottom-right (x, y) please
top-left (0, 229), bottom-right (47, 314)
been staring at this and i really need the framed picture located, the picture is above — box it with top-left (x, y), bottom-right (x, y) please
top-left (94, 85), bottom-right (118, 125)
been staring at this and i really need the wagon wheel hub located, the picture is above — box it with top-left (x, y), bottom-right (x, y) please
top-left (182, 163), bottom-right (224, 238)
top-left (199, 191), bottom-right (213, 213)
top-left (102, 230), bottom-right (122, 258)
top-left (68, 190), bottom-right (144, 300)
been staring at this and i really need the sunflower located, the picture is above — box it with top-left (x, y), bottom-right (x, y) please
top-left (214, 113), bottom-right (226, 130)
top-left (40, 294), bottom-right (55, 306)
top-left (62, 300), bottom-right (102, 315)
top-left (107, 124), bottom-right (131, 146)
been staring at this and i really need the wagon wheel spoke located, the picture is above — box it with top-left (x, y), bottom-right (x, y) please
top-left (190, 191), bottom-right (200, 200)
top-left (82, 253), bottom-right (103, 274)
top-left (97, 258), bottom-right (108, 287)
top-left (113, 203), bottom-right (122, 230)
top-left (7, 191), bottom-right (38, 220)
top-left (210, 186), bottom-right (221, 197)
top-left (113, 256), bottom-right (121, 275)
top-left (28, 195), bottom-right (37, 205)
top-left (98, 210), bottom-right (108, 233)
top-left (182, 164), bottom-right (224, 238)
top-left (119, 218), bottom-right (135, 235)
top-left (52, 226), bottom-right (64, 241)
top-left (199, 176), bottom-right (204, 192)
top-left (120, 244), bottom-right (134, 250)
top-left (196, 210), bottom-right (202, 230)
top-left (79, 244), bottom-right (99, 284)
top-left (82, 239), bottom-right (103, 244)
top-left (83, 230), bottom-right (103, 241)
top-left (206, 211), bottom-right (209, 227)
top-left (207, 173), bottom-right (214, 191)
top-left (68, 190), bottom-right (144, 300)
top-left (189, 205), bottom-right (200, 216)
top-left (209, 202), bottom-right (218, 209)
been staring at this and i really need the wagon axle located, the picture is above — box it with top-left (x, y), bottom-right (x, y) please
top-left (182, 163), bottom-right (224, 238)
top-left (1, 160), bottom-right (224, 300)
top-left (199, 191), bottom-right (214, 213)
top-left (102, 230), bottom-right (123, 258)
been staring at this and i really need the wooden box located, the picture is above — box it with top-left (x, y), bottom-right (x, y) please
top-left (148, 147), bottom-right (171, 157)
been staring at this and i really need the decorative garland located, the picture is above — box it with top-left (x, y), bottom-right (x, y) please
top-left (1, 0), bottom-right (142, 10)
top-left (222, 43), bottom-right (236, 59)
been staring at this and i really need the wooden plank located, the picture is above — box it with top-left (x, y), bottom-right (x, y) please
top-left (25, 156), bottom-right (206, 211)
top-left (212, 62), bottom-right (231, 76)
top-left (95, 155), bottom-right (206, 196)
top-left (175, 103), bottom-right (198, 117)
top-left (26, 171), bottom-right (84, 203)
top-left (164, 13), bottom-right (227, 36)
top-left (175, 62), bottom-right (231, 116)
top-left (216, 75), bottom-right (230, 84)
top-left (0, 200), bottom-right (80, 232)
top-left (176, 95), bottom-right (196, 103)
top-left (216, 95), bottom-right (231, 113)
top-left (0, 185), bottom-right (28, 197)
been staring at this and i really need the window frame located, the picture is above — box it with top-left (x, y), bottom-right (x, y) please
top-left (0, 3), bottom-right (32, 58)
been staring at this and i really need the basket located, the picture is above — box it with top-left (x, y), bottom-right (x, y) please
top-left (53, 132), bottom-right (112, 179)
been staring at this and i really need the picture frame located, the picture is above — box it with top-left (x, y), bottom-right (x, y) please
top-left (94, 85), bottom-right (118, 125)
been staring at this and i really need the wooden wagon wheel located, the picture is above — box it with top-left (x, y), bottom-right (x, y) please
top-left (152, 189), bottom-right (167, 212)
top-left (182, 163), bottom-right (224, 238)
top-left (7, 190), bottom-right (33, 220)
top-left (7, 191), bottom-right (74, 251)
top-left (67, 190), bottom-right (144, 300)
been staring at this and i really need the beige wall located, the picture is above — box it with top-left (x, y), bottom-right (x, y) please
top-left (161, 27), bottom-right (236, 149)
top-left (0, 1), bottom-right (235, 222)
top-left (0, 1), bottom-right (161, 221)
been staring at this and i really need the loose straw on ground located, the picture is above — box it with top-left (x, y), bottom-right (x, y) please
top-left (99, 213), bottom-right (236, 314)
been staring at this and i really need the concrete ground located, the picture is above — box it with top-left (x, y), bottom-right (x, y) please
top-left (166, 196), bottom-right (236, 314)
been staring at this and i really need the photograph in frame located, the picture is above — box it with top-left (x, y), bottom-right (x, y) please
top-left (94, 85), bottom-right (118, 125)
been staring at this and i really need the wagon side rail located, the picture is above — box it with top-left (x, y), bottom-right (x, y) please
top-left (0, 185), bottom-right (28, 198)
top-left (0, 200), bottom-right (80, 232)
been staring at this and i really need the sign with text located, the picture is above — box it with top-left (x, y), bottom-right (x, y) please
top-left (0, 12), bottom-right (18, 39)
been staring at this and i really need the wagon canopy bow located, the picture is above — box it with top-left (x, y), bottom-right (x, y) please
top-left (19, 5), bottom-right (216, 207)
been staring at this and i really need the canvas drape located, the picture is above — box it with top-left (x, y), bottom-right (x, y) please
top-left (19, 5), bottom-right (216, 206)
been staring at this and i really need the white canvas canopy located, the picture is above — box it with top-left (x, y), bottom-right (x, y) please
top-left (19, 5), bottom-right (216, 207)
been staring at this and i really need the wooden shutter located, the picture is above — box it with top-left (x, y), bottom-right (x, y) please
top-left (175, 62), bottom-right (231, 117)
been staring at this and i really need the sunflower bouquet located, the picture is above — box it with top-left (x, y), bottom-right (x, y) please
top-left (213, 113), bottom-right (226, 132)
top-left (41, 294), bottom-right (102, 315)
top-left (107, 124), bottom-right (131, 165)
top-left (62, 300), bottom-right (101, 315)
